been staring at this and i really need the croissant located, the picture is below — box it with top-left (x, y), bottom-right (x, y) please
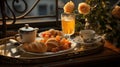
top-left (45, 38), bottom-right (59, 51)
top-left (21, 41), bottom-right (47, 53)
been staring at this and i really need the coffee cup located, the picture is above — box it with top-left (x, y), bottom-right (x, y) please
top-left (79, 30), bottom-right (95, 42)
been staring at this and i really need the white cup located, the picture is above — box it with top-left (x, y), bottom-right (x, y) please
top-left (80, 30), bottom-right (95, 42)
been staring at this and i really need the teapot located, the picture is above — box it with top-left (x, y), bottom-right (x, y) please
top-left (16, 24), bottom-right (39, 43)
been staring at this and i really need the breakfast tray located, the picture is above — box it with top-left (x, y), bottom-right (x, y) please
top-left (0, 36), bottom-right (104, 64)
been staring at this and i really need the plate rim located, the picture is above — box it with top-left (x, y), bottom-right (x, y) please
top-left (19, 40), bottom-right (77, 56)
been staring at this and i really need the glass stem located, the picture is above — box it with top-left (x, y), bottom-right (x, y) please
top-left (65, 34), bottom-right (71, 40)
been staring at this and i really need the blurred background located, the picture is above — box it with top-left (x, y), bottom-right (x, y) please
top-left (0, 0), bottom-right (119, 24)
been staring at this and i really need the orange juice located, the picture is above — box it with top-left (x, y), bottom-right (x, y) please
top-left (62, 19), bottom-right (75, 35)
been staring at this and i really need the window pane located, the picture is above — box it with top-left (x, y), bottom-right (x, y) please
top-left (0, 0), bottom-right (92, 24)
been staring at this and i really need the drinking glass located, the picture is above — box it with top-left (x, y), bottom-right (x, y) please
top-left (61, 13), bottom-right (75, 39)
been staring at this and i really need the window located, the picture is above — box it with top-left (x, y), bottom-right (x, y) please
top-left (0, 0), bottom-right (118, 24)
top-left (0, 0), bottom-right (57, 25)
top-left (0, 0), bottom-right (84, 24)
top-left (38, 5), bottom-right (47, 15)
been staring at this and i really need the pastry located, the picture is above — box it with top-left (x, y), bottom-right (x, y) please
top-left (45, 38), bottom-right (59, 51)
top-left (41, 29), bottom-right (63, 38)
top-left (21, 41), bottom-right (47, 53)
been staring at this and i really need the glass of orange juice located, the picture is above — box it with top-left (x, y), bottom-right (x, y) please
top-left (61, 13), bottom-right (75, 39)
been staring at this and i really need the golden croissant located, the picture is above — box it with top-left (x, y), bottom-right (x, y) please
top-left (22, 41), bottom-right (47, 53)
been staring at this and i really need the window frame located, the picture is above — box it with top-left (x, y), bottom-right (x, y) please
top-left (0, 0), bottom-right (61, 38)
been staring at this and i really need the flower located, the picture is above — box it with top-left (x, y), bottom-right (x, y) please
top-left (78, 2), bottom-right (90, 15)
top-left (112, 5), bottom-right (120, 19)
top-left (63, 1), bottom-right (75, 14)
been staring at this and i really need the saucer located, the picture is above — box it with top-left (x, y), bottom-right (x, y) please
top-left (73, 35), bottom-right (102, 45)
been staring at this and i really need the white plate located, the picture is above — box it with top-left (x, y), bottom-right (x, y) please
top-left (73, 35), bottom-right (102, 45)
top-left (19, 38), bottom-right (77, 56)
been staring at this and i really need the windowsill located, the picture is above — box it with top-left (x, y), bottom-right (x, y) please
top-left (0, 18), bottom-right (60, 25)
